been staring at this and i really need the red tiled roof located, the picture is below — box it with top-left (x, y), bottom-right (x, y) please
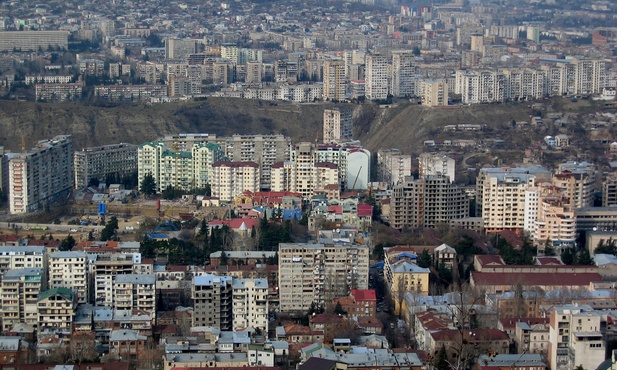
top-left (315, 162), bottom-right (338, 169)
top-left (357, 204), bottom-right (373, 217)
top-left (471, 271), bottom-right (603, 287)
top-left (327, 205), bottom-right (343, 214)
top-left (351, 289), bottom-right (377, 301)
top-left (357, 316), bottom-right (382, 328)
top-left (430, 328), bottom-right (509, 341)
top-left (475, 255), bottom-right (506, 267)
top-left (208, 218), bottom-right (258, 230)
top-left (310, 313), bottom-right (345, 324)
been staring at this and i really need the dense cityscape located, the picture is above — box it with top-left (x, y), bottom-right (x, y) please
top-left (0, 0), bottom-right (615, 370)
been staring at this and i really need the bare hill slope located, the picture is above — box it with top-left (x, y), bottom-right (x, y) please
top-left (0, 99), bottom-right (533, 153)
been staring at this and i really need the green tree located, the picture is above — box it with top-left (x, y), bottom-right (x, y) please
top-left (433, 345), bottom-right (449, 370)
top-left (595, 238), bottom-right (617, 255)
top-left (334, 301), bottom-right (346, 315)
top-left (561, 247), bottom-right (575, 265)
top-left (59, 235), bottom-right (76, 251)
top-left (100, 216), bottom-right (119, 241)
top-left (417, 249), bottom-right (432, 268)
top-left (575, 248), bottom-right (594, 265)
top-left (140, 173), bottom-right (156, 196)
top-left (220, 251), bottom-right (228, 265)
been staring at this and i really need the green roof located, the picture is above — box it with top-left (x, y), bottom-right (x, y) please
top-left (38, 287), bottom-right (75, 302)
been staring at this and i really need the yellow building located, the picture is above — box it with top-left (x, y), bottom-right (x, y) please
top-left (383, 247), bottom-right (430, 315)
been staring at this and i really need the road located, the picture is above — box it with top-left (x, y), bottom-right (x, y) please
top-left (0, 222), bottom-right (104, 233)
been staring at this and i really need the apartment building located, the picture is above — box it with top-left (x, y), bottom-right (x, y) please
top-left (91, 253), bottom-right (143, 306)
top-left (225, 135), bottom-right (291, 190)
top-left (377, 148), bottom-right (413, 186)
top-left (391, 51), bottom-right (417, 97)
top-left (35, 83), bottom-right (83, 102)
top-left (246, 61), bottom-right (263, 83)
top-left (323, 108), bottom-right (353, 144)
top-left (192, 274), bottom-right (233, 330)
top-left (278, 242), bottom-right (369, 313)
top-left (1, 268), bottom-right (45, 331)
top-left (37, 287), bottom-right (77, 336)
top-left (211, 161), bottom-right (260, 202)
top-left (165, 38), bottom-right (196, 59)
top-left (391, 175), bottom-right (468, 230)
top-left (113, 274), bottom-right (156, 318)
top-left (548, 305), bottom-right (605, 370)
top-left (480, 172), bottom-right (536, 233)
top-left (231, 279), bottom-right (268, 333)
top-left (365, 53), bottom-right (389, 100)
top-left (602, 174), bottom-right (617, 207)
top-left (94, 84), bottom-right (168, 101)
top-left (421, 79), bottom-right (448, 106)
top-left (552, 161), bottom-right (596, 209)
top-left (0, 30), bottom-right (68, 51)
top-left (48, 251), bottom-right (88, 304)
top-left (322, 60), bottom-right (346, 101)
top-left (8, 135), bottom-right (73, 214)
top-left (74, 143), bottom-right (138, 189)
top-left (418, 153), bottom-right (455, 182)
top-left (271, 160), bottom-right (339, 198)
top-left (455, 70), bottom-right (506, 104)
top-left (533, 196), bottom-right (576, 252)
top-left (383, 247), bottom-right (430, 313)
top-left (138, 141), bottom-right (224, 193)
top-left (0, 246), bottom-right (46, 276)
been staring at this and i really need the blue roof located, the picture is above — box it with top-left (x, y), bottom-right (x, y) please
top-left (396, 252), bottom-right (417, 259)
top-left (146, 232), bottom-right (169, 239)
top-left (282, 209), bottom-right (302, 220)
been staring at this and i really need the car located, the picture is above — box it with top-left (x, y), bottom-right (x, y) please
top-left (69, 228), bottom-right (78, 232)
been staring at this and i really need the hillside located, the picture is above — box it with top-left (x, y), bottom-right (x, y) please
top-left (0, 98), bottom-right (539, 154)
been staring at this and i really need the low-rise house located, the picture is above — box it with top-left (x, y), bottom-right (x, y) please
top-left (109, 329), bottom-right (148, 362)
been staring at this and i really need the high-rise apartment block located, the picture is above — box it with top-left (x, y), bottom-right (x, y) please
top-left (418, 153), bottom-right (455, 183)
top-left (365, 53), bottom-right (389, 100)
top-left (8, 135), bottom-right (73, 214)
top-left (323, 108), bottom-right (353, 144)
top-left (113, 274), bottom-right (156, 318)
top-left (165, 38), bottom-right (196, 59)
top-left (552, 161), bottom-right (596, 209)
top-left (231, 279), bottom-right (268, 333)
top-left (74, 143), bottom-right (138, 189)
top-left (421, 79), bottom-right (448, 106)
top-left (322, 60), bottom-right (346, 101)
top-left (391, 51), bottom-right (416, 97)
top-left (1, 268), bottom-right (45, 331)
top-left (0, 31), bottom-right (69, 52)
top-left (278, 242), bottom-right (369, 313)
top-left (211, 161), bottom-right (260, 201)
top-left (377, 148), bottom-right (413, 186)
top-left (138, 141), bottom-right (224, 193)
top-left (48, 251), bottom-right (88, 304)
top-left (225, 135), bottom-right (291, 190)
top-left (37, 287), bottom-right (77, 336)
top-left (192, 274), bottom-right (233, 330)
top-left (391, 175), bottom-right (469, 230)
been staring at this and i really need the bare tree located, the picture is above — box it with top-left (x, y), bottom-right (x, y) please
top-left (68, 332), bottom-right (99, 365)
top-left (136, 347), bottom-right (165, 370)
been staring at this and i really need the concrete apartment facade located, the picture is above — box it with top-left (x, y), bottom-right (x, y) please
top-left (48, 251), bottom-right (89, 304)
top-left (8, 135), bottom-right (74, 214)
top-left (278, 242), bottom-right (369, 313)
top-left (211, 161), bottom-right (260, 202)
top-left (74, 143), bottom-right (138, 189)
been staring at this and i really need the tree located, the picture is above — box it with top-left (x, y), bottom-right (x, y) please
top-left (595, 238), bottom-right (617, 255)
top-left (417, 249), bottom-right (432, 268)
top-left (220, 251), bottom-right (228, 265)
top-left (561, 247), bottom-right (575, 265)
top-left (140, 173), bottom-right (156, 196)
top-left (100, 216), bottom-right (119, 241)
top-left (432, 345), bottom-right (449, 370)
top-left (334, 301), bottom-right (346, 315)
top-left (574, 248), bottom-right (594, 265)
top-left (68, 332), bottom-right (99, 364)
top-left (59, 235), bottom-right (76, 251)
